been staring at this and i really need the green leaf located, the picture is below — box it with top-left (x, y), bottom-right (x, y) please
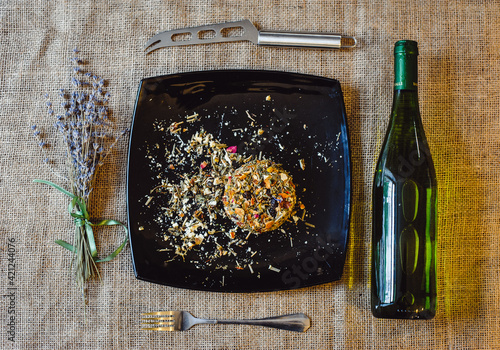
top-left (92, 219), bottom-right (129, 263)
top-left (84, 223), bottom-right (98, 258)
top-left (69, 197), bottom-right (78, 213)
top-left (93, 219), bottom-right (126, 227)
top-left (33, 179), bottom-right (76, 199)
top-left (71, 212), bottom-right (83, 219)
top-left (79, 200), bottom-right (89, 220)
top-left (55, 239), bottom-right (76, 252)
top-left (95, 236), bottom-right (128, 263)
top-left (35, 179), bottom-right (128, 264)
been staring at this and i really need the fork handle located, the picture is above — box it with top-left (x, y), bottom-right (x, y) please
top-left (216, 313), bottom-right (310, 333)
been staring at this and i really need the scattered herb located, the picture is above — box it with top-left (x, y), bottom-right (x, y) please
top-left (144, 110), bottom-right (308, 270)
top-left (151, 129), bottom-right (249, 258)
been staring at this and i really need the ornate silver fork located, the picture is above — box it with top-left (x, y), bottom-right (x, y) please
top-left (141, 311), bottom-right (310, 332)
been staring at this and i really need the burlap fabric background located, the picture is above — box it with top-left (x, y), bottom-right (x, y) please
top-left (0, 0), bottom-right (498, 349)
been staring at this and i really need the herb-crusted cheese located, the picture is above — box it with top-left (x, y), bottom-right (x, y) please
top-left (222, 159), bottom-right (296, 233)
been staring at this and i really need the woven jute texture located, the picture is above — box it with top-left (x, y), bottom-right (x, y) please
top-left (1, 0), bottom-right (499, 349)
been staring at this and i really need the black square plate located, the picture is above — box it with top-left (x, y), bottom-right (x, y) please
top-left (127, 70), bottom-right (351, 292)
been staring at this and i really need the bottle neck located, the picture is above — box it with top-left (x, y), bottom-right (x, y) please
top-left (394, 52), bottom-right (418, 91)
top-left (389, 87), bottom-right (422, 138)
top-left (391, 89), bottom-right (419, 116)
top-left (391, 51), bottom-right (420, 125)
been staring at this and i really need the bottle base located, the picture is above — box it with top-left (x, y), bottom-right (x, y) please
top-left (372, 305), bottom-right (435, 320)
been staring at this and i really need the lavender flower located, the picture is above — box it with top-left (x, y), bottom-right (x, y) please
top-left (32, 49), bottom-right (129, 303)
top-left (35, 49), bottom-right (128, 200)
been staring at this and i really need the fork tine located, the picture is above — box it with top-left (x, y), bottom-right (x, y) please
top-left (141, 326), bottom-right (175, 332)
top-left (141, 311), bottom-right (176, 316)
top-left (141, 321), bottom-right (174, 325)
top-left (141, 316), bottom-right (174, 321)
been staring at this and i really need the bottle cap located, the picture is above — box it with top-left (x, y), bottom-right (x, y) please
top-left (394, 40), bottom-right (418, 56)
top-left (394, 40), bottom-right (418, 90)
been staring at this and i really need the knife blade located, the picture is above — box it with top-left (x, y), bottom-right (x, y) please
top-left (145, 20), bottom-right (356, 53)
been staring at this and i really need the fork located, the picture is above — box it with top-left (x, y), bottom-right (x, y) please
top-left (141, 311), bottom-right (310, 332)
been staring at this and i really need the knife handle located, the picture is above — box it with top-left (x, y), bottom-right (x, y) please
top-left (258, 31), bottom-right (356, 49)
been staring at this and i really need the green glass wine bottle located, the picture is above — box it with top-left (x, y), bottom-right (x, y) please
top-left (371, 40), bottom-right (437, 319)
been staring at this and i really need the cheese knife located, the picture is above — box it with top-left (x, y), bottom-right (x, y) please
top-left (145, 19), bottom-right (356, 53)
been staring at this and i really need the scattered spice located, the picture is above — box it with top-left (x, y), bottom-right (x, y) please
top-left (299, 159), bottom-right (306, 170)
top-left (245, 110), bottom-right (256, 122)
top-left (186, 113), bottom-right (199, 122)
top-left (142, 109), bottom-right (322, 271)
top-left (268, 265), bottom-right (280, 273)
top-left (149, 128), bottom-right (248, 258)
top-left (226, 146), bottom-right (237, 153)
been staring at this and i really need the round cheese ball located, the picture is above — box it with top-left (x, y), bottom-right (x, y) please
top-left (222, 159), bottom-right (296, 233)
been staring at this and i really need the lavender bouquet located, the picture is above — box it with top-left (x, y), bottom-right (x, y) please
top-left (32, 49), bottom-right (128, 302)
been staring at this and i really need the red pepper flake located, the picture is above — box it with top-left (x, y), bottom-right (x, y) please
top-left (200, 161), bottom-right (208, 169)
top-left (226, 146), bottom-right (237, 153)
top-left (230, 231), bottom-right (236, 239)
